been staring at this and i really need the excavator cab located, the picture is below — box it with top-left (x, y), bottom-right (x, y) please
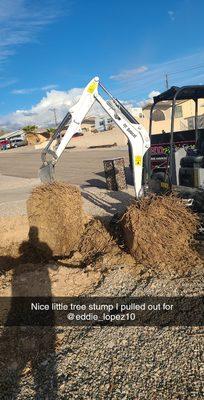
top-left (149, 85), bottom-right (204, 210)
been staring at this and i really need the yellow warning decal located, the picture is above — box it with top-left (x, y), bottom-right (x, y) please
top-left (87, 81), bottom-right (98, 94)
top-left (134, 155), bottom-right (142, 166)
top-left (161, 181), bottom-right (169, 189)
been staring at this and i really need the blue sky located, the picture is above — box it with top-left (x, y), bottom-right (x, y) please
top-left (1, 0), bottom-right (204, 128)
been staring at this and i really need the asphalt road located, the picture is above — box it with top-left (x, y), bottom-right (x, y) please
top-left (0, 147), bottom-right (131, 213)
top-left (0, 147), bottom-right (129, 185)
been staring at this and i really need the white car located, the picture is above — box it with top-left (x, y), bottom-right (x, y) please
top-left (10, 138), bottom-right (27, 148)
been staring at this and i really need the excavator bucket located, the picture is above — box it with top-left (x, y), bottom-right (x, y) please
top-left (39, 163), bottom-right (55, 183)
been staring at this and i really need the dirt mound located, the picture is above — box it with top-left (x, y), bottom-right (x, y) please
top-left (27, 182), bottom-right (85, 257)
top-left (122, 195), bottom-right (202, 271)
top-left (26, 133), bottom-right (49, 145)
top-left (26, 133), bottom-right (40, 145)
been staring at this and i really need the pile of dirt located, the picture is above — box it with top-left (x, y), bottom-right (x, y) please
top-left (27, 182), bottom-right (85, 257)
top-left (122, 195), bottom-right (202, 271)
top-left (26, 133), bottom-right (40, 145)
top-left (26, 133), bottom-right (50, 145)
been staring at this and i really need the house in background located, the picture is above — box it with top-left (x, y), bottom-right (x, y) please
top-left (185, 113), bottom-right (204, 130)
top-left (138, 99), bottom-right (204, 134)
top-left (0, 129), bottom-right (26, 141)
top-left (81, 116), bottom-right (95, 133)
top-left (95, 115), bottom-right (113, 132)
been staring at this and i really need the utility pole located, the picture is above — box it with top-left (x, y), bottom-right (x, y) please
top-left (53, 108), bottom-right (58, 127)
top-left (49, 108), bottom-right (58, 127)
top-left (165, 73), bottom-right (169, 90)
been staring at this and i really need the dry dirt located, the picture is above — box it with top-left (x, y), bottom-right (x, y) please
top-left (0, 214), bottom-right (135, 298)
top-left (27, 182), bottom-right (85, 257)
top-left (0, 215), bottom-right (29, 258)
top-left (26, 132), bottom-right (49, 145)
top-left (0, 187), bottom-right (203, 298)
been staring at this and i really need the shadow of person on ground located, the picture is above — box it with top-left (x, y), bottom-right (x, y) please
top-left (80, 160), bottom-right (134, 218)
top-left (83, 178), bottom-right (107, 189)
top-left (0, 227), bottom-right (58, 400)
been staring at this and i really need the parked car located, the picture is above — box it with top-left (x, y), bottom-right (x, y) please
top-left (0, 139), bottom-right (11, 150)
top-left (10, 138), bottom-right (27, 148)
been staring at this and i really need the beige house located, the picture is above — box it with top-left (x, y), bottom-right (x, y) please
top-left (133, 99), bottom-right (204, 135)
top-left (81, 116), bottom-right (96, 133)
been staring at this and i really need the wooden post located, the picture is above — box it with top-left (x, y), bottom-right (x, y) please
top-left (103, 157), bottom-right (127, 191)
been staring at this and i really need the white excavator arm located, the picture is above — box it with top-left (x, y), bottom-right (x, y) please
top-left (39, 76), bottom-right (150, 198)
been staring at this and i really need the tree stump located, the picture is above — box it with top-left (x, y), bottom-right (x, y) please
top-left (103, 157), bottom-right (127, 191)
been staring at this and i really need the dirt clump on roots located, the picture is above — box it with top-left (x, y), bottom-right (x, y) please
top-left (77, 218), bottom-right (135, 270)
top-left (122, 195), bottom-right (202, 273)
top-left (27, 182), bottom-right (85, 257)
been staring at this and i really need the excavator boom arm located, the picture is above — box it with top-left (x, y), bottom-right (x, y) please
top-left (39, 76), bottom-right (150, 197)
top-left (94, 92), bottom-right (150, 197)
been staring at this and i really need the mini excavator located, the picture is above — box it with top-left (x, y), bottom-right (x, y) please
top-left (39, 77), bottom-right (204, 209)
top-left (39, 77), bottom-right (150, 198)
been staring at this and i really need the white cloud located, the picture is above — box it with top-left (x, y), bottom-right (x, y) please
top-left (138, 90), bottom-right (160, 108)
top-left (0, 79), bottom-right (17, 88)
top-left (0, 87), bottom-right (84, 129)
top-left (148, 90), bottom-right (160, 98)
top-left (110, 51), bottom-right (204, 102)
top-left (110, 66), bottom-right (148, 80)
top-left (117, 99), bottom-right (142, 115)
top-left (119, 99), bottom-right (134, 109)
top-left (41, 84), bottom-right (58, 91)
top-left (11, 84), bottom-right (59, 94)
top-left (12, 88), bottom-right (38, 94)
top-left (0, 0), bottom-right (70, 64)
top-left (168, 10), bottom-right (175, 21)
top-left (0, 85), bottom-right (136, 129)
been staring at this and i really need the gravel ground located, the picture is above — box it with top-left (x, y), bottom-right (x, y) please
top-left (0, 265), bottom-right (203, 400)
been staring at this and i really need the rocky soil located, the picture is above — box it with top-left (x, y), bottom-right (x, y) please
top-left (0, 257), bottom-right (203, 399)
